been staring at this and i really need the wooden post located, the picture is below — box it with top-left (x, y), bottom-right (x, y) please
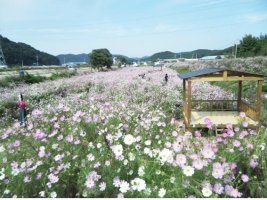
top-left (256, 80), bottom-right (263, 120)
top-left (183, 80), bottom-right (187, 126)
top-left (187, 81), bottom-right (192, 125)
top-left (223, 70), bottom-right (228, 80)
top-left (183, 79), bottom-right (186, 102)
top-left (237, 81), bottom-right (242, 112)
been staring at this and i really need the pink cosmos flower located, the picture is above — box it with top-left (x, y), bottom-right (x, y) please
top-left (240, 112), bottom-right (246, 118)
top-left (204, 118), bottom-right (213, 129)
top-left (230, 162), bottom-right (237, 170)
top-left (113, 177), bottom-right (121, 188)
top-left (250, 158), bottom-right (258, 169)
top-left (216, 137), bottom-right (223, 142)
top-left (241, 174), bottom-right (249, 182)
top-left (242, 121), bottom-right (248, 127)
top-left (213, 183), bottom-right (224, 194)
top-left (65, 135), bottom-right (74, 142)
top-left (192, 159), bottom-right (204, 170)
top-left (246, 143), bottom-right (253, 149)
top-left (172, 131), bottom-right (178, 137)
top-left (34, 129), bottom-right (46, 140)
top-left (202, 147), bottom-right (215, 159)
top-left (194, 131), bottom-right (201, 137)
top-left (212, 163), bottom-right (224, 179)
top-left (233, 140), bottom-right (241, 147)
top-left (226, 123), bottom-right (233, 129)
top-left (222, 132), bottom-right (228, 138)
top-left (24, 176), bottom-right (31, 183)
top-left (225, 185), bottom-right (242, 197)
top-left (175, 154), bottom-right (187, 167)
top-left (227, 130), bottom-right (234, 137)
top-left (234, 127), bottom-right (240, 132)
top-left (48, 173), bottom-right (59, 184)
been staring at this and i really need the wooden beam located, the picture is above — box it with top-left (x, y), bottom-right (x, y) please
top-left (256, 80), bottom-right (263, 120)
top-left (223, 71), bottom-right (228, 80)
top-left (237, 81), bottom-right (242, 112)
top-left (189, 76), bottom-right (264, 82)
top-left (187, 81), bottom-right (192, 125)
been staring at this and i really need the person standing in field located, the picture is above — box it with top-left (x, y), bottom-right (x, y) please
top-left (18, 93), bottom-right (26, 126)
top-left (165, 74), bottom-right (169, 84)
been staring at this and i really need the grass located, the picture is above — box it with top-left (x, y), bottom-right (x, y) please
top-left (0, 71), bottom-right (76, 88)
top-left (170, 66), bottom-right (191, 74)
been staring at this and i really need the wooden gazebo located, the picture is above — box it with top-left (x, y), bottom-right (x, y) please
top-left (178, 67), bottom-right (264, 129)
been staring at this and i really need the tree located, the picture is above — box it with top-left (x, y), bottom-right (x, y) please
top-left (238, 35), bottom-right (260, 57)
top-left (116, 55), bottom-right (128, 67)
top-left (89, 48), bottom-right (113, 70)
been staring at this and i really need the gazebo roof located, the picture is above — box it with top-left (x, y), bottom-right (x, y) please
top-left (178, 67), bottom-right (264, 81)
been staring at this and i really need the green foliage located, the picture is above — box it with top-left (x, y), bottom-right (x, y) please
top-left (115, 55), bottom-right (128, 67)
top-left (238, 34), bottom-right (267, 57)
top-left (0, 73), bottom-right (46, 87)
top-left (263, 84), bottom-right (267, 92)
top-left (0, 35), bottom-right (60, 66)
top-left (90, 48), bottom-right (113, 70)
top-left (0, 71), bottom-right (76, 88)
top-left (171, 66), bottom-right (191, 74)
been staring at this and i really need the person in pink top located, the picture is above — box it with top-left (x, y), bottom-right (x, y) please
top-left (18, 93), bottom-right (26, 125)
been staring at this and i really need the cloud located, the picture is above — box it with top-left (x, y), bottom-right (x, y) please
top-left (243, 13), bottom-right (267, 23)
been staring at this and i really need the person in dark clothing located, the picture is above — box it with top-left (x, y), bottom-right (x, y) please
top-left (164, 74), bottom-right (169, 83)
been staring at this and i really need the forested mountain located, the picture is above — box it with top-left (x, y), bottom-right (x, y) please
top-left (145, 49), bottom-right (226, 61)
top-left (57, 53), bottom-right (135, 65)
top-left (57, 54), bottom-right (89, 64)
top-left (0, 35), bottom-right (59, 66)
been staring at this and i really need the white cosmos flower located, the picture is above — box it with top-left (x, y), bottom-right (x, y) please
top-left (158, 188), bottom-right (166, 198)
top-left (119, 180), bottom-right (130, 193)
top-left (50, 191), bottom-right (57, 198)
top-left (202, 187), bottom-right (212, 197)
top-left (0, 145), bottom-right (5, 152)
top-left (124, 134), bottom-right (136, 145)
top-left (131, 178), bottom-right (146, 191)
top-left (128, 152), bottom-right (135, 161)
top-left (182, 166), bottom-right (195, 176)
top-left (158, 148), bottom-right (174, 164)
top-left (145, 140), bottom-right (151, 146)
top-left (111, 145), bottom-right (123, 157)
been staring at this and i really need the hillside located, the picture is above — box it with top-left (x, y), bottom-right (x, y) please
top-left (57, 53), bottom-right (89, 65)
top-left (145, 49), bottom-right (226, 61)
top-left (0, 35), bottom-right (60, 66)
top-left (57, 53), bottom-right (136, 65)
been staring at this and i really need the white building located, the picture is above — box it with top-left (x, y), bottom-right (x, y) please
top-left (199, 55), bottom-right (225, 60)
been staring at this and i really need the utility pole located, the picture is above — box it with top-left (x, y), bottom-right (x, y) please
top-left (0, 42), bottom-right (7, 66)
top-left (234, 44), bottom-right (237, 59)
top-left (22, 60), bottom-right (23, 67)
top-left (36, 55), bottom-right (39, 66)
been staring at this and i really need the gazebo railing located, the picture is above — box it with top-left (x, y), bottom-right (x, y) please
top-left (240, 100), bottom-right (258, 120)
top-left (191, 100), bottom-right (238, 111)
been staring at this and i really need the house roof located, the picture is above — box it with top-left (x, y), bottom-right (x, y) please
top-left (177, 67), bottom-right (265, 80)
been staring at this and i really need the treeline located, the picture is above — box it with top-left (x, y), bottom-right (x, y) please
top-left (0, 35), bottom-right (60, 66)
top-left (238, 34), bottom-right (267, 57)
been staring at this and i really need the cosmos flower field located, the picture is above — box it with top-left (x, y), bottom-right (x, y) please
top-left (0, 66), bottom-right (266, 198)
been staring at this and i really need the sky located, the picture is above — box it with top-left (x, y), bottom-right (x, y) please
top-left (0, 0), bottom-right (267, 57)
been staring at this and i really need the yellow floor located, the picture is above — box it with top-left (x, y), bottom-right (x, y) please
top-left (191, 111), bottom-right (258, 126)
